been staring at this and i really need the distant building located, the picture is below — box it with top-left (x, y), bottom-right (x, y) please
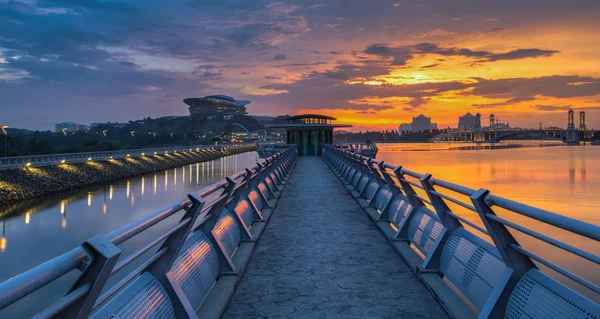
top-left (398, 114), bottom-right (438, 133)
top-left (184, 95), bottom-right (250, 120)
top-left (55, 122), bottom-right (88, 133)
top-left (89, 122), bottom-right (128, 129)
top-left (458, 112), bottom-right (477, 131)
top-left (251, 115), bottom-right (277, 125)
top-left (398, 123), bottom-right (412, 134)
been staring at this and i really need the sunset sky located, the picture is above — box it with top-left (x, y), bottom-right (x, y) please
top-left (1, 0), bottom-right (600, 131)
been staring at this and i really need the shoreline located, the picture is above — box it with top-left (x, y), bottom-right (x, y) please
top-left (0, 145), bottom-right (257, 208)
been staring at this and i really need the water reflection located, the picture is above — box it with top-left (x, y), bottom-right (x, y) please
top-left (0, 152), bottom-right (260, 294)
top-left (377, 142), bottom-right (600, 301)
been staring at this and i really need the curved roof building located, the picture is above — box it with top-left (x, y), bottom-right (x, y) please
top-left (184, 95), bottom-right (251, 119)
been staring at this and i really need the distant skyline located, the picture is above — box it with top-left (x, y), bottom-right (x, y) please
top-left (2, 0), bottom-right (600, 131)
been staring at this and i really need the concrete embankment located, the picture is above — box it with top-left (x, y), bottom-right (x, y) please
top-left (0, 145), bottom-right (257, 206)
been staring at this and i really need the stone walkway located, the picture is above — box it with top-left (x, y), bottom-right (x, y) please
top-left (223, 157), bottom-right (448, 319)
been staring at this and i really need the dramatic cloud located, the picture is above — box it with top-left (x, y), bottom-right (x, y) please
top-left (1, 0), bottom-right (600, 130)
top-left (363, 43), bottom-right (559, 67)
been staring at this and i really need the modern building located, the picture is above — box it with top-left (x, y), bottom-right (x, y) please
top-left (458, 112), bottom-right (477, 131)
top-left (89, 122), bottom-right (128, 129)
top-left (397, 114), bottom-right (438, 133)
top-left (266, 114), bottom-right (352, 156)
top-left (184, 95), bottom-right (251, 120)
top-left (55, 122), bottom-right (88, 133)
top-left (250, 115), bottom-right (277, 125)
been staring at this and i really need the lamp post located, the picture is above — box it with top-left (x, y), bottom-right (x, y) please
top-left (1, 126), bottom-right (8, 158)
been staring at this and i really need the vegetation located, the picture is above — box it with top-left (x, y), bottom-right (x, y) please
top-left (0, 115), bottom-right (264, 157)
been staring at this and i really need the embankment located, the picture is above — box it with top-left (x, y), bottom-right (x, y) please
top-left (0, 145), bottom-right (257, 206)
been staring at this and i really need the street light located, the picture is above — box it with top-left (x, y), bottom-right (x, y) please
top-left (1, 125), bottom-right (7, 158)
top-left (62, 128), bottom-right (67, 136)
top-left (102, 130), bottom-right (108, 137)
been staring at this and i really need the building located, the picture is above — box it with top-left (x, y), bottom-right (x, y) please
top-left (184, 95), bottom-right (250, 120)
top-left (251, 115), bottom-right (277, 125)
top-left (398, 123), bottom-right (412, 134)
top-left (397, 114), bottom-right (438, 133)
top-left (55, 122), bottom-right (88, 133)
top-left (266, 114), bottom-right (352, 156)
top-left (458, 112), bottom-right (477, 131)
top-left (89, 122), bottom-right (128, 129)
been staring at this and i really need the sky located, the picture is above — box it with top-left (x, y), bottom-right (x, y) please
top-left (1, 0), bottom-right (600, 131)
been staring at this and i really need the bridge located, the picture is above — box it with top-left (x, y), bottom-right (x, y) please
top-left (430, 128), bottom-right (570, 143)
top-left (0, 146), bottom-right (598, 318)
top-left (431, 110), bottom-right (596, 143)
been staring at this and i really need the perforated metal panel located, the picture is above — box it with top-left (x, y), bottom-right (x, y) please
top-left (171, 231), bottom-right (220, 308)
top-left (408, 207), bottom-right (444, 257)
top-left (248, 190), bottom-right (263, 212)
top-left (269, 172), bottom-right (279, 185)
top-left (273, 168), bottom-right (283, 182)
top-left (364, 181), bottom-right (380, 200)
top-left (212, 211), bottom-right (241, 257)
top-left (357, 175), bottom-right (370, 193)
top-left (440, 228), bottom-right (506, 309)
top-left (91, 272), bottom-right (175, 319)
top-left (388, 196), bottom-right (413, 228)
top-left (234, 199), bottom-right (254, 228)
top-left (265, 178), bottom-right (276, 195)
top-left (374, 186), bottom-right (393, 212)
top-left (344, 168), bottom-right (356, 182)
top-left (258, 183), bottom-right (270, 202)
top-left (506, 269), bottom-right (600, 319)
top-left (351, 171), bottom-right (362, 187)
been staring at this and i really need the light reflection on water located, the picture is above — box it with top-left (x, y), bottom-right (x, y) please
top-left (377, 142), bottom-right (600, 302)
top-left (0, 152), bottom-right (260, 318)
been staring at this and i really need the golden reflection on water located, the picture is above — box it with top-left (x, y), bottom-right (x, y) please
top-left (377, 143), bottom-right (600, 299)
top-left (153, 175), bottom-right (157, 195)
top-left (141, 177), bottom-right (145, 196)
top-left (164, 170), bottom-right (168, 190)
top-left (109, 185), bottom-right (113, 200)
top-left (126, 181), bottom-right (130, 198)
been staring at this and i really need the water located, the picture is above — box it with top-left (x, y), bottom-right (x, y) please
top-left (1, 143), bottom-right (599, 315)
top-left (0, 152), bottom-right (261, 317)
top-left (376, 141), bottom-right (600, 302)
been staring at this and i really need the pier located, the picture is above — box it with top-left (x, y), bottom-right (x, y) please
top-left (224, 157), bottom-right (446, 318)
top-left (0, 145), bottom-right (598, 318)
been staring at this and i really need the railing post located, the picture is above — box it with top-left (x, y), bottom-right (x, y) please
top-left (417, 174), bottom-right (459, 270)
top-left (143, 192), bottom-right (207, 319)
top-left (392, 167), bottom-right (425, 240)
top-left (53, 236), bottom-right (121, 319)
top-left (196, 182), bottom-right (238, 273)
top-left (224, 176), bottom-right (255, 240)
top-left (374, 162), bottom-right (398, 218)
top-left (470, 188), bottom-right (534, 319)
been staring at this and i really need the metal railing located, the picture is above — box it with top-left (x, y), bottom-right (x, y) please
top-left (323, 145), bottom-right (599, 318)
top-left (0, 143), bottom-right (254, 170)
top-left (0, 146), bottom-right (298, 318)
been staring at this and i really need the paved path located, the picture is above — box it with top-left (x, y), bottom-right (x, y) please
top-left (224, 157), bottom-right (447, 319)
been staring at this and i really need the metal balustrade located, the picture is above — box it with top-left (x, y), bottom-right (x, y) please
top-left (0, 146), bottom-right (298, 319)
top-left (0, 143), bottom-right (254, 170)
top-left (322, 145), bottom-right (599, 319)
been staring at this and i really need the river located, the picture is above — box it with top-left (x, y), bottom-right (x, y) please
top-left (376, 141), bottom-right (599, 302)
top-left (0, 143), bottom-right (599, 316)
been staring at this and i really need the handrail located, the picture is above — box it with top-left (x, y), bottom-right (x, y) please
top-left (0, 143), bottom-right (254, 170)
top-left (323, 144), bottom-right (600, 304)
top-left (0, 145), bottom-right (297, 317)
